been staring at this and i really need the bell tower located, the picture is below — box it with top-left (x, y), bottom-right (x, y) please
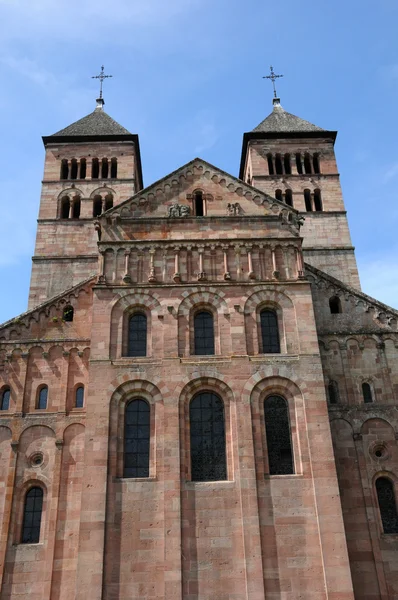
top-left (28, 93), bottom-right (143, 309)
top-left (239, 71), bottom-right (360, 288)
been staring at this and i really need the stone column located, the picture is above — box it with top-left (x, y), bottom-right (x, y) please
top-left (295, 246), bottom-right (305, 279)
top-left (98, 249), bottom-right (106, 284)
top-left (197, 245), bottom-right (206, 281)
top-left (222, 244), bottom-right (231, 280)
top-left (246, 245), bottom-right (256, 280)
top-left (148, 246), bottom-right (156, 283)
top-left (271, 246), bottom-right (279, 278)
top-left (123, 249), bottom-right (131, 284)
top-left (173, 246), bottom-right (181, 283)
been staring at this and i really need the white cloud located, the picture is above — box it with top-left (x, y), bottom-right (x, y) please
top-left (0, 56), bottom-right (57, 87)
top-left (359, 256), bottom-right (398, 310)
top-left (383, 161), bottom-right (398, 183)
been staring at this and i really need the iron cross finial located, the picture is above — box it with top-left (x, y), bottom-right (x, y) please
top-left (91, 65), bottom-right (113, 100)
top-left (263, 65), bottom-right (283, 99)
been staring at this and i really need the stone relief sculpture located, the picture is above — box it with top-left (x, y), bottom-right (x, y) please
top-left (227, 202), bottom-right (241, 216)
top-left (168, 203), bottom-right (191, 217)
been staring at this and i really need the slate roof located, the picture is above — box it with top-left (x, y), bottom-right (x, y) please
top-left (51, 108), bottom-right (132, 137)
top-left (253, 102), bottom-right (324, 133)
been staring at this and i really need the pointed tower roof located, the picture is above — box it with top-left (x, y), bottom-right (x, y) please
top-left (252, 99), bottom-right (324, 133)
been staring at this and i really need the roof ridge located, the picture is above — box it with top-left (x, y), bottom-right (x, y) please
top-left (252, 103), bottom-right (325, 133)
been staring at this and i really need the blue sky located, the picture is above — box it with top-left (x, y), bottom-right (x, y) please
top-left (0, 0), bottom-right (397, 322)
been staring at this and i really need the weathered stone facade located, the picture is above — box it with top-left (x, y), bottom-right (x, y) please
top-left (0, 98), bottom-right (397, 599)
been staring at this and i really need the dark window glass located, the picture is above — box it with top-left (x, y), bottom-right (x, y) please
top-left (1, 388), bottom-right (10, 410)
top-left (80, 158), bottom-right (87, 179)
top-left (264, 395), bottom-right (294, 475)
top-left (329, 296), bottom-right (342, 314)
top-left (328, 381), bottom-right (339, 404)
top-left (124, 399), bottom-right (150, 478)
top-left (314, 189), bottom-right (322, 211)
top-left (75, 386), bottom-right (84, 408)
top-left (313, 153), bottom-right (320, 174)
top-left (128, 314), bottom-right (147, 357)
top-left (285, 189), bottom-right (293, 207)
top-left (190, 392), bottom-right (227, 482)
top-left (284, 153), bottom-right (291, 175)
top-left (267, 154), bottom-right (274, 175)
top-left (70, 158), bottom-right (78, 180)
top-left (275, 154), bottom-right (283, 175)
top-left (63, 305), bottom-right (74, 322)
top-left (304, 189), bottom-right (312, 212)
top-left (93, 197), bottom-right (102, 217)
top-left (260, 309), bottom-right (280, 353)
top-left (295, 153), bottom-right (303, 175)
top-left (194, 311), bottom-right (215, 356)
top-left (275, 189), bottom-right (283, 202)
top-left (194, 192), bottom-right (204, 216)
top-left (304, 153), bottom-right (312, 174)
top-left (92, 158), bottom-right (99, 179)
top-left (111, 158), bottom-right (117, 178)
top-left (362, 382), bottom-right (373, 404)
top-left (101, 158), bottom-right (109, 179)
top-left (72, 198), bottom-right (81, 219)
top-left (105, 196), bottom-right (113, 211)
top-left (376, 477), bottom-right (398, 534)
top-left (60, 159), bottom-right (69, 180)
top-left (21, 487), bottom-right (43, 544)
top-left (37, 386), bottom-right (48, 410)
top-left (61, 198), bottom-right (70, 219)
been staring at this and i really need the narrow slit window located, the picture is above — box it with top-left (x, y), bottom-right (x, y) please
top-left (75, 386), bottom-right (84, 409)
top-left (295, 153), bottom-right (303, 175)
top-left (362, 382), bottom-right (373, 404)
top-left (328, 381), bottom-right (339, 404)
top-left (63, 305), bottom-right (74, 322)
top-left (124, 399), bottom-right (150, 478)
top-left (72, 197), bottom-right (81, 219)
top-left (304, 189), bottom-right (312, 212)
top-left (190, 392), bottom-right (227, 481)
top-left (329, 296), bottom-right (342, 314)
top-left (313, 153), bottom-right (320, 174)
top-left (304, 153), bottom-right (312, 174)
top-left (264, 395), bottom-right (294, 475)
top-left (101, 158), bottom-right (109, 179)
top-left (70, 159), bottom-right (78, 180)
top-left (194, 311), bottom-right (215, 355)
top-left (194, 191), bottom-right (204, 216)
top-left (60, 159), bottom-right (69, 180)
top-left (110, 158), bottom-right (117, 178)
top-left (275, 154), bottom-right (283, 175)
top-left (61, 197), bottom-right (70, 219)
top-left (285, 189), bottom-right (293, 207)
top-left (275, 189), bottom-right (283, 202)
top-left (80, 158), bottom-right (87, 179)
top-left (104, 196), bottom-right (113, 211)
top-left (128, 313), bottom-right (147, 357)
top-left (314, 189), bottom-right (322, 211)
top-left (1, 388), bottom-right (10, 410)
top-left (91, 158), bottom-right (99, 179)
top-left (260, 309), bottom-right (280, 353)
top-left (284, 153), bottom-right (291, 175)
top-left (93, 197), bottom-right (102, 217)
top-left (21, 487), bottom-right (43, 544)
top-left (376, 477), bottom-right (398, 534)
top-left (37, 386), bottom-right (48, 410)
top-left (267, 154), bottom-right (274, 176)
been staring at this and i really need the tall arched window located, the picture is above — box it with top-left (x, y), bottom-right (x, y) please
top-left (264, 395), bottom-right (294, 475)
top-left (72, 197), bottom-right (81, 219)
top-left (128, 313), bottom-right (147, 357)
top-left (21, 487), bottom-right (43, 544)
top-left (190, 392), bottom-right (227, 481)
top-left (101, 158), bottom-right (109, 179)
top-left (194, 191), bottom-right (205, 216)
top-left (304, 153), bottom-right (312, 174)
top-left (275, 154), bottom-right (283, 175)
top-left (285, 189), bottom-right (293, 207)
top-left (194, 311), bottom-right (215, 355)
top-left (295, 153), bottom-right (303, 175)
top-left (70, 158), bottom-right (78, 180)
top-left (124, 399), bottom-right (150, 478)
top-left (37, 386), bottom-right (48, 410)
top-left (314, 189), bottom-right (322, 212)
top-left (75, 386), bottom-right (84, 409)
top-left (329, 296), bottom-right (342, 314)
top-left (60, 159), bottom-right (69, 180)
top-left (275, 189), bottom-right (283, 202)
top-left (80, 158), bottom-right (87, 179)
top-left (104, 195), bottom-right (113, 211)
top-left (93, 196), bottom-right (102, 217)
top-left (63, 305), bottom-right (74, 322)
top-left (91, 158), bottom-right (99, 179)
top-left (328, 381), bottom-right (339, 404)
top-left (376, 477), bottom-right (398, 534)
top-left (267, 154), bottom-right (274, 175)
top-left (110, 158), bottom-right (118, 178)
top-left (304, 189), bottom-right (312, 212)
top-left (284, 153), bottom-right (291, 174)
top-left (61, 197), bottom-right (70, 219)
top-left (260, 309), bottom-right (280, 353)
top-left (313, 153), bottom-right (320, 174)
top-left (1, 387), bottom-right (10, 410)
top-left (362, 382), bottom-right (373, 403)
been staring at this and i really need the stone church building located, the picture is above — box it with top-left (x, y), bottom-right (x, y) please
top-left (0, 89), bottom-right (397, 600)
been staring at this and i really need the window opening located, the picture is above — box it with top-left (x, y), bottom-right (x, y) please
top-left (101, 158), bottom-right (109, 179)
top-left (284, 153), bottom-right (291, 175)
top-left (75, 386), bottom-right (84, 409)
top-left (21, 487), bottom-right (43, 544)
top-left (110, 158), bottom-right (117, 178)
top-left (328, 381), bottom-right (339, 404)
top-left (304, 189), bottom-right (312, 212)
top-left (329, 296), bottom-right (342, 314)
top-left (37, 386), bottom-right (48, 410)
top-left (194, 311), bottom-right (215, 355)
top-left (304, 153), bottom-right (312, 174)
top-left (1, 388), bottom-right (10, 410)
top-left (260, 309), bottom-right (280, 353)
top-left (275, 154), bottom-right (283, 175)
top-left (194, 191), bottom-right (204, 216)
top-left (92, 158), bottom-right (99, 179)
top-left (362, 382), bottom-right (373, 404)
top-left (264, 395), bottom-right (294, 475)
top-left (267, 154), bottom-right (274, 176)
top-left (61, 197), bottom-right (70, 219)
top-left (285, 189), bottom-right (293, 207)
top-left (190, 392), bottom-right (227, 482)
top-left (80, 158), bottom-right (87, 179)
top-left (313, 153), bottom-right (320, 174)
top-left (314, 189), bottom-right (322, 211)
top-left (93, 197), bottom-right (102, 217)
top-left (275, 189), bottom-right (283, 202)
top-left (127, 313), bottom-right (147, 357)
top-left (60, 159), bottom-right (69, 180)
top-left (376, 477), bottom-right (398, 534)
top-left (295, 153), bottom-right (303, 175)
top-left (124, 399), bottom-right (150, 477)
top-left (72, 197), bottom-right (81, 219)
top-left (70, 159), bottom-right (78, 180)
top-left (63, 305), bottom-right (74, 322)
top-left (105, 196), bottom-right (113, 211)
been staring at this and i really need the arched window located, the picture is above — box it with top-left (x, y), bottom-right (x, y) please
top-left (61, 197), bottom-right (70, 219)
top-left (304, 189), bottom-right (312, 212)
top-left (328, 381), bottom-right (339, 404)
top-left (267, 154), bottom-right (274, 175)
top-left (284, 153), bottom-right (291, 175)
top-left (376, 477), bottom-right (398, 534)
top-left (313, 153), bottom-right (320, 174)
top-left (60, 159), bottom-right (69, 180)
top-left (101, 158), bottom-right (109, 179)
top-left (93, 196), bottom-right (102, 217)
top-left (72, 197), bottom-right (81, 219)
top-left (104, 195), bottom-right (113, 211)
top-left (264, 395), bottom-right (294, 475)
top-left (260, 309), bottom-right (280, 353)
top-left (190, 392), bottom-right (227, 481)
top-left (70, 158), bottom-right (78, 180)
top-left (37, 386), bottom-right (48, 410)
top-left (124, 399), bottom-right (150, 478)
top-left (314, 189), bottom-right (322, 211)
top-left (1, 388), bottom-right (10, 410)
top-left (80, 158), bottom-right (87, 179)
top-left (285, 189), bottom-right (293, 207)
top-left (75, 386), bottom-right (84, 409)
top-left (295, 153), bottom-right (303, 175)
top-left (92, 158), bottom-right (99, 179)
top-left (110, 157), bottom-right (117, 178)
top-left (127, 313), bottom-right (147, 357)
top-left (194, 191), bottom-right (205, 216)
top-left (362, 382), bottom-right (373, 404)
top-left (21, 487), bottom-right (43, 544)
top-left (63, 305), bottom-right (74, 322)
top-left (304, 153), bottom-right (312, 174)
top-left (329, 296), bottom-right (342, 314)
top-left (194, 311), bottom-right (215, 355)
top-left (275, 189), bottom-right (283, 202)
top-left (275, 154), bottom-right (283, 175)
